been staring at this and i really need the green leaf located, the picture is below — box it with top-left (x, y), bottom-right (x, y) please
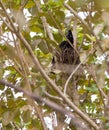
top-left (38, 40), bottom-right (49, 54)
top-left (14, 0), bottom-right (21, 5)
top-left (54, 10), bottom-right (65, 23)
top-left (86, 86), bottom-right (98, 92)
top-left (2, 111), bottom-right (14, 126)
top-left (105, 125), bottom-right (109, 129)
top-left (25, 1), bottom-right (35, 8)
top-left (22, 110), bottom-right (31, 123)
top-left (0, 84), bottom-right (4, 90)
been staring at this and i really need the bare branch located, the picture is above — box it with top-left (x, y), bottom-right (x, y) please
top-left (0, 1), bottom-right (17, 32)
top-left (0, 15), bottom-right (14, 32)
top-left (34, 0), bottom-right (54, 41)
top-left (64, 49), bottom-right (95, 95)
top-left (44, 90), bottom-right (63, 101)
top-left (64, 1), bottom-right (106, 57)
top-left (88, 65), bottom-right (108, 99)
top-left (73, 19), bottom-right (77, 49)
top-left (20, 0), bottom-right (28, 10)
top-left (48, 10), bottom-right (79, 54)
top-left (64, 63), bottom-right (83, 94)
top-left (64, 2), bottom-right (92, 32)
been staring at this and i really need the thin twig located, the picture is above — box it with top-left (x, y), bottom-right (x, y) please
top-left (49, 10), bottom-right (79, 54)
top-left (64, 49), bottom-right (95, 95)
top-left (34, 0), bottom-right (54, 41)
top-left (44, 90), bottom-right (63, 101)
top-left (73, 19), bottom-right (77, 49)
top-left (64, 2), bottom-right (91, 32)
top-left (13, 36), bottom-right (48, 130)
top-left (0, 1), bottom-right (17, 32)
top-left (0, 15), bottom-right (14, 32)
top-left (20, 0), bottom-right (28, 10)
top-left (64, 1), bottom-right (105, 56)
top-left (64, 62), bottom-right (83, 94)
top-left (88, 66), bottom-right (108, 99)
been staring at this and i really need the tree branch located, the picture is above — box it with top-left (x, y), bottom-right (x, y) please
top-left (64, 2), bottom-right (91, 32)
top-left (0, 79), bottom-right (93, 130)
top-left (0, 1), bottom-right (17, 32)
top-left (16, 32), bottom-right (99, 130)
top-left (64, 1), bottom-right (105, 56)
top-left (0, 1), bottom-right (100, 129)
top-left (0, 15), bottom-right (14, 32)
top-left (63, 46), bottom-right (96, 95)
top-left (64, 63), bottom-right (83, 95)
top-left (44, 90), bottom-right (63, 101)
top-left (34, 0), bottom-right (54, 41)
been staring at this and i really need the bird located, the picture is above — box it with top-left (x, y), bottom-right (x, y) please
top-left (52, 30), bottom-right (80, 65)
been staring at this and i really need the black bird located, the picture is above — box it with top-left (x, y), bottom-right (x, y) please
top-left (59, 30), bottom-right (74, 50)
top-left (52, 30), bottom-right (80, 65)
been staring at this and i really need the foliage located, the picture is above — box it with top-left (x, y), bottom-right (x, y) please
top-left (0, 0), bottom-right (109, 130)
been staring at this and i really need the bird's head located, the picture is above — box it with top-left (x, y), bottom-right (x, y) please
top-left (66, 30), bottom-right (74, 44)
